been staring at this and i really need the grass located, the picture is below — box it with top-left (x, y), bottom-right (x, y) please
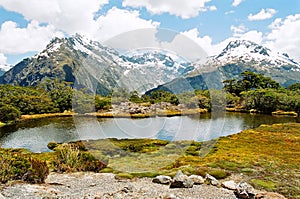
top-left (0, 122), bottom-right (5, 127)
top-left (251, 179), bottom-right (276, 190)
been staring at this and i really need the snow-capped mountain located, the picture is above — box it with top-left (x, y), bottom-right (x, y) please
top-left (207, 40), bottom-right (299, 71)
top-left (0, 34), bottom-right (194, 94)
top-left (148, 40), bottom-right (300, 93)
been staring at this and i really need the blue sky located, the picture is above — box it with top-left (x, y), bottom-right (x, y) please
top-left (0, 0), bottom-right (299, 66)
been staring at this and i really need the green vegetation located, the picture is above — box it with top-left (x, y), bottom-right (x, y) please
top-left (223, 71), bottom-right (300, 114)
top-left (223, 71), bottom-right (281, 96)
top-left (0, 148), bottom-right (49, 183)
top-left (0, 81), bottom-right (112, 123)
top-left (50, 142), bottom-right (106, 173)
top-left (0, 103), bottom-right (21, 122)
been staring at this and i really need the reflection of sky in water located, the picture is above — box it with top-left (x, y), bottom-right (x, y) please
top-left (0, 113), bottom-right (297, 152)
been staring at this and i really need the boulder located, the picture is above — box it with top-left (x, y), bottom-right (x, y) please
top-left (205, 174), bottom-right (219, 186)
top-left (188, 175), bottom-right (204, 185)
top-left (222, 180), bottom-right (237, 190)
top-left (235, 182), bottom-right (256, 199)
top-left (152, 175), bottom-right (172, 185)
top-left (170, 170), bottom-right (194, 188)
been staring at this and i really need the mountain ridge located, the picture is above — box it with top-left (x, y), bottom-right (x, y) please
top-left (0, 34), bottom-right (194, 95)
top-left (1, 36), bottom-right (300, 95)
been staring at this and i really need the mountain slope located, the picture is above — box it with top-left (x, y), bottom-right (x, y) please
top-left (148, 40), bottom-right (300, 93)
top-left (0, 34), bottom-right (194, 95)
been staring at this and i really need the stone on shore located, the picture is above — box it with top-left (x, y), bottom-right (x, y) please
top-left (170, 170), bottom-right (194, 188)
top-left (235, 182), bottom-right (256, 199)
top-left (255, 191), bottom-right (287, 199)
top-left (222, 180), bottom-right (237, 190)
top-left (188, 175), bottom-right (205, 185)
top-left (205, 174), bottom-right (219, 186)
top-left (152, 175), bottom-right (172, 185)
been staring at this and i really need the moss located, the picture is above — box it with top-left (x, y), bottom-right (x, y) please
top-left (0, 122), bottom-right (5, 127)
top-left (251, 179), bottom-right (276, 190)
top-left (208, 169), bottom-right (230, 179)
top-left (115, 173), bottom-right (134, 179)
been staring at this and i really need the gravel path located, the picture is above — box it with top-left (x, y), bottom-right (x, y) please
top-left (0, 172), bottom-right (237, 199)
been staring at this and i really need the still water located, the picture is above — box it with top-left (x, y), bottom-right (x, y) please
top-left (0, 113), bottom-right (298, 152)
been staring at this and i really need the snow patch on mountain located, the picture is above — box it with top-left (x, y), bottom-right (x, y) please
top-left (200, 40), bottom-right (300, 73)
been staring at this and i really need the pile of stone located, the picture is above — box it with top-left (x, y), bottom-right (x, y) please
top-left (152, 170), bottom-right (287, 199)
top-left (112, 102), bottom-right (177, 114)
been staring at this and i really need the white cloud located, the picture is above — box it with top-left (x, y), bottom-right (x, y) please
top-left (231, 24), bottom-right (247, 36)
top-left (209, 6), bottom-right (217, 11)
top-left (0, 0), bottom-right (108, 35)
top-left (0, 20), bottom-right (64, 54)
top-left (232, 0), bottom-right (243, 7)
top-left (237, 30), bottom-right (263, 44)
top-left (181, 26), bottom-right (264, 57)
top-left (0, 53), bottom-right (7, 65)
top-left (248, 8), bottom-right (277, 21)
top-left (225, 10), bottom-right (235, 15)
top-left (265, 14), bottom-right (300, 62)
top-left (94, 7), bottom-right (159, 42)
top-left (122, 0), bottom-right (213, 19)
top-left (181, 28), bottom-right (231, 56)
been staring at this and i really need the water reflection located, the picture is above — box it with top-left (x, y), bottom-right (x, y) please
top-left (0, 113), bottom-right (298, 152)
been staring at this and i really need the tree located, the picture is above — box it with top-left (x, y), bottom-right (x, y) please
top-left (223, 71), bottom-right (281, 95)
top-left (0, 104), bottom-right (21, 122)
top-left (288, 83), bottom-right (300, 91)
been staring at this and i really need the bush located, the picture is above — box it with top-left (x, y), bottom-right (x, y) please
top-left (0, 104), bottom-right (21, 122)
top-left (0, 148), bottom-right (49, 183)
top-left (52, 144), bottom-right (106, 172)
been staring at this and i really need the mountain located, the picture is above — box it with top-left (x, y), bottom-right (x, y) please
top-left (0, 34), bottom-right (193, 95)
top-left (147, 40), bottom-right (300, 94)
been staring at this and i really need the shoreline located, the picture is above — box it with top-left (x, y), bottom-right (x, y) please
top-left (0, 107), bottom-right (298, 129)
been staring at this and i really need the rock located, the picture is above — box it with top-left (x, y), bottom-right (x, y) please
top-left (152, 175), bottom-right (172, 185)
top-left (188, 175), bottom-right (204, 185)
top-left (121, 185), bottom-right (133, 193)
top-left (0, 193), bottom-right (5, 199)
top-left (170, 170), bottom-right (194, 188)
top-left (255, 191), bottom-right (287, 199)
top-left (235, 182), bottom-right (256, 199)
top-left (205, 174), bottom-right (219, 186)
top-left (222, 180), bottom-right (237, 190)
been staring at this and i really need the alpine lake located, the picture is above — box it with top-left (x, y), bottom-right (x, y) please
top-left (0, 112), bottom-right (298, 153)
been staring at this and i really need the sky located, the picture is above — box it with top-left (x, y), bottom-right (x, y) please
top-left (0, 0), bottom-right (299, 66)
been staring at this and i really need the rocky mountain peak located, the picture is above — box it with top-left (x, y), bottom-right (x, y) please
top-left (212, 39), bottom-right (299, 68)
